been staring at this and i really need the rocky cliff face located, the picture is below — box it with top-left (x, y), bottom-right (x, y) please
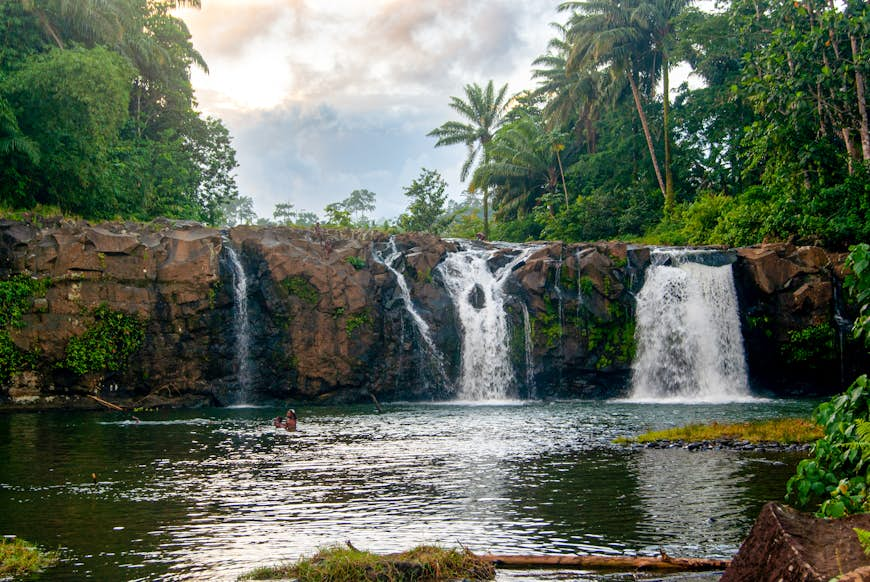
top-left (0, 218), bottom-right (858, 409)
top-left (734, 243), bottom-right (862, 395)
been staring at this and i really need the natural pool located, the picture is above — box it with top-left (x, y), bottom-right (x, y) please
top-left (0, 399), bottom-right (816, 580)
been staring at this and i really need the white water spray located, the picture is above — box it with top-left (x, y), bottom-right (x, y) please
top-left (373, 237), bottom-right (450, 387)
top-left (438, 245), bottom-right (538, 400)
top-left (225, 244), bottom-right (252, 403)
top-left (630, 249), bottom-right (752, 403)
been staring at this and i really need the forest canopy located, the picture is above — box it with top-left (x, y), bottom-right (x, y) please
top-left (430, 0), bottom-right (870, 248)
top-left (0, 0), bottom-right (239, 224)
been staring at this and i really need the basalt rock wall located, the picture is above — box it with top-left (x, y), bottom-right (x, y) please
top-left (0, 218), bottom-right (857, 409)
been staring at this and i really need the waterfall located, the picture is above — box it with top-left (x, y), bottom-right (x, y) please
top-left (521, 302), bottom-right (536, 396)
top-left (438, 244), bottom-right (537, 400)
top-left (373, 237), bottom-right (450, 388)
top-left (224, 244), bottom-right (252, 403)
top-left (630, 249), bottom-right (752, 402)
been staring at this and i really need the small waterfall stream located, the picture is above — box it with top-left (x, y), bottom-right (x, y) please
top-left (224, 244), bottom-right (252, 404)
top-left (373, 237), bottom-right (450, 387)
top-left (438, 244), bottom-right (537, 400)
top-left (521, 303), bottom-right (536, 396)
top-left (630, 249), bottom-right (752, 402)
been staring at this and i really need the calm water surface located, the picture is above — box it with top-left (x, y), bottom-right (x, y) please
top-left (0, 399), bottom-right (815, 580)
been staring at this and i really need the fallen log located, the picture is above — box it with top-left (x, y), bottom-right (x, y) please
top-left (481, 553), bottom-right (730, 572)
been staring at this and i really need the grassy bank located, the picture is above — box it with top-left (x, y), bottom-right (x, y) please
top-left (240, 544), bottom-right (495, 581)
top-left (615, 418), bottom-right (823, 445)
top-left (0, 537), bottom-right (58, 578)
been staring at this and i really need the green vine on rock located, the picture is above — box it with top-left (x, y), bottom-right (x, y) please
top-left (345, 310), bottom-right (373, 337)
top-left (345, 255), bottom-right (366, 270)
top-left (281, 275), bottom-right (319, 306)
top-left (0, 274), bottom-right (49, 383)
top-left (60, 304), bottom-right (145, 375)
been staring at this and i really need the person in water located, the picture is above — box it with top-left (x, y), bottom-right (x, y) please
top-left (273, 409), bottom-right (297, 431)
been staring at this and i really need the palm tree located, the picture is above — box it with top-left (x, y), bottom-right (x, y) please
top-left (428, 80), bottom-right (510, 238)
top-left (632, 0), bottom-right (692, 209)
top-left (0, 97), bottom-right (39, 164)
top-left (560, 0), bottom-right (670, 208)
top-left (19, 0), bottom-right (135, 49)
top-left (532, 23), bottom-right (623, 155)
top-left (471, 112), bottom-right (568, 221)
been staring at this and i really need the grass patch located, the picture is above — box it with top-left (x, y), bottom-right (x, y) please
top-left (615, 418), bottom-right (823, 445)
top-left (0, 537), bottom-right (58, 578)
top-left (239, 544), bottom-right (495, 581)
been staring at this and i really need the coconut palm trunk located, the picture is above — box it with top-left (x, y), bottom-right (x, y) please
top-left (662, 52), bottom-right (674, 212)
top-left (627, 70), bottom-right (666, 199)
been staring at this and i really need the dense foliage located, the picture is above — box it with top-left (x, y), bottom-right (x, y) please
top-left (429, 0), bottom-right (870, 248)
top-left (0, 0), bottom-right (239, 224)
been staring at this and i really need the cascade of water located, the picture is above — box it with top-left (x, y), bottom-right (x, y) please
top-left (575, 248), bottom-right (594, 318)
top-left (224, 243), bottom-right (252, 403)
top-left (832, 278), bottom-right (853, 388)
top-left (553, 259), bottom-right (565, 339)
top-left (553, 258), bottom-right (565, 391)
top-left (630, 249), bottom-right (751, 402)
top-left (373, 237), bottom-right (450, 387)
top-left (438, 244), bottom-right (538, 400)
top-left (521, 302), bottom-right (536, 396)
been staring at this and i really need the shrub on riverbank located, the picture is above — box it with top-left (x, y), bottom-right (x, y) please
top-left (240, 544), bottom-right (495, 581)
top-left (616, 418), bottom-right (823, 445)
top-left (0, 537), bottom-right (57, 577)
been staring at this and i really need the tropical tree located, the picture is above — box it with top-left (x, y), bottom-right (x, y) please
top-left (273, 202), bottom-right (296, 225)
top-left (428, 80), bottom-right (510, 237)
top-left (633, 0), bottom-right (692, 208)
top-left (0, 96), bottom-right (38, 163)
top-left (0, 0), bottom-right (240, 223)
top-left (473, 111), bottom-right (569, 222)
top-left (561, 0), bottom-right (689, 211)
top-left (324, 202), bottom-right (352, 228)
top-left (341, 189), bottom-right (377, 225)
top-left (1, 46), bottom-right (134, 215)
top-left (532, 23), bottom-right (622, 155)
top-left (398, 168), bottom-right (449, 234)
top-left (220, 196), bottom-right (256, 227)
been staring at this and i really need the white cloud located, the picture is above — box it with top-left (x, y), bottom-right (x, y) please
top-left (177, 0), bottom-right (559, 220)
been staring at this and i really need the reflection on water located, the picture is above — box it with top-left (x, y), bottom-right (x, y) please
top-left (0, 400), bottom-right (813, 580)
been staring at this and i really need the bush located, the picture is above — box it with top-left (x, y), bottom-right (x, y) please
top-left (786, 374), bottom-right (870, 517)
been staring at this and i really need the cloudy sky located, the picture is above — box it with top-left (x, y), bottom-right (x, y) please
top-left (174, 0), bottom-right (559, 222)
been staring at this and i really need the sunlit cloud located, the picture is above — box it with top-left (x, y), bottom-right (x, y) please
top-left (175, 0), bottom-right (558, 219)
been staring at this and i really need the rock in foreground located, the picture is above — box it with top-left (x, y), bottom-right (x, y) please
top-left (721, 502), bottom-right (870, 581)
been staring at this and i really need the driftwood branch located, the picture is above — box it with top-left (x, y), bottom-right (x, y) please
top-left (481, 553), bottom-right (729, 572)
top-left (87, 394), bottom-right (124, 411)
top-left (369, 391), bottom-right (383, 413)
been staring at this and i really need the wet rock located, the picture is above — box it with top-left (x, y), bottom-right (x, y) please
top-left (468, 284), bottom-right (486, 309)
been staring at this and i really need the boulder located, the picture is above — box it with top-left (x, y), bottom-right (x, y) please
top-left (721, 503), bottom-right (870, 582)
